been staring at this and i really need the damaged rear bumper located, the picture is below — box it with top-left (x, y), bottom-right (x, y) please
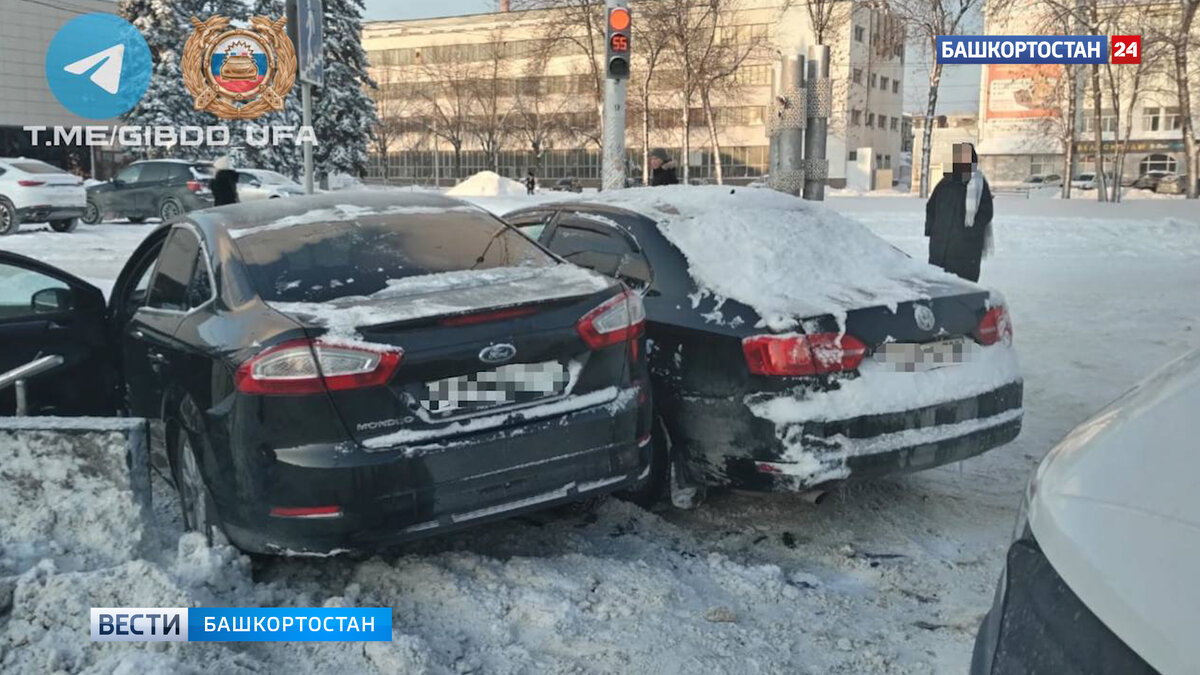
top-left (673, 380), bottom-right (1023, 491)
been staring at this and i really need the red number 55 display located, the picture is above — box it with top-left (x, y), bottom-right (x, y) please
top-left (1111, 35), bottom-right (1141, 64)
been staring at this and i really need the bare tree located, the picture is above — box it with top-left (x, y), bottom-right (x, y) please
top-left (807, 0), bottom-right (852, 45)
top-left (1168, 0), bottom-right (1199, 198)
top-left (893, 0), bottom-right (991, 198)
top-left (418, 55), bottom-right (474, 179)
top-left (629, 2), bottom-right (672, 185)
top-left (370, 67), bottom-right (424, 183)
top-left (512, 40), bottom-right (573, 173)
top-left (467, 32), bottom-right (517, 172)
top-left (660, 0), bottom-right (725, 183)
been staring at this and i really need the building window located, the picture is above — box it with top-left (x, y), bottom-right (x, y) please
top-left (852, 68), bottom-right (862, 84)
top-left (849, 150), bottom-right (858, 161)
top-left (884, 154), bottom-right (892, 169)
top-left (893, 44), bottom-right (903, 58)
top-left (1082, 109), bottom-right (1118, 133)
top-left (880, 76), bottom-right (889, 91)
top-left (890, 116), bottom-right (899, 131)
top-left (867, 112), bottom-right (875, 127)
top-left (854, 25), bottom-right (865, 42)
top-left (1139, 153), bottom-right (1177, 174)
top-left (870, 73), bottom-right (878, 87)
top-left (1030, 155), bottom-right (1057, 176)
top-left (851, 109), bottom-right (862, 126)
top-left (892, 80), bottom-right (900, 94)
top-left (1164, 107), bottom-right (1182, 130)
top-left (1142, 106), bottom-right (1161, 131)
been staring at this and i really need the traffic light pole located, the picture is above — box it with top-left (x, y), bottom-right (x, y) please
top-left (602, 0), bottom-right (629, 191)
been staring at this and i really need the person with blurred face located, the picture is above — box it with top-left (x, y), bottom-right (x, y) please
top-left (649, 148), bottom-right (679, 186)
top-left (924, 142), bottom-right (994, 282)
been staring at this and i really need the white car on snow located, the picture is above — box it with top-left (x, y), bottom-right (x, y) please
top-left (973, 346), bottom-right (1200, 675)
top-left (236, 169), bottom-right (305, 200)
top-left (0, 158), bottom-right (86, 235)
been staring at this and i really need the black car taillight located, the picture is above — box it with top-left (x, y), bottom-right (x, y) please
top-left (576, 290), bottom-right (645, 350)
top-left (234, 338), bottom-right (402, 395)
top-left (742, 333), bottom-right (867, 376)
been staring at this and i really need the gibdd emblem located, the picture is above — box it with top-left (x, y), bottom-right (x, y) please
top-left (182, 15), bottom-right (295, 120)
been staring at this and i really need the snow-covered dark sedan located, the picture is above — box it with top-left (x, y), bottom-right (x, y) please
top-left (506, 187), bottom-right (1023, 504)
top-left (0, 192), bottom-right (652, 554)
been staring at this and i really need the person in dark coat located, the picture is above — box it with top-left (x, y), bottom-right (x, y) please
top-left (649, 148), bottom-right (679, 186)
top-left (525, 170), bottom-right (536, 195)
top-left (925, 142), bottom-right (993, 282)
top-left (211, 155), bottom-right (239, 207)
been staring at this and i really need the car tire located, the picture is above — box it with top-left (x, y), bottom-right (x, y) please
top-left (159, 198), bottom-right (183, 222)
top-left (0, 198), bottom-right (17, 236)
top-left (82, 199), bottom-right (101, 224)
top-left (173, 426), bottom-right (221, 546)
top-left (617, 416), bottom-right (671, 508)
top-left (127, 216), bottom-right (146, 224)
top-left (49, 218), bottom-right (78, 233)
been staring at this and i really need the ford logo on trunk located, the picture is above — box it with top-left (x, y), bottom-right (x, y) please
top-left (914, 305), bottom-right (937, 331)
top-left (479, 343), bottom-right (517, 365)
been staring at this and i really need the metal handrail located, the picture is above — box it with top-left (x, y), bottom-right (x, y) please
top-left (0, 355), bottom-right (65, 416)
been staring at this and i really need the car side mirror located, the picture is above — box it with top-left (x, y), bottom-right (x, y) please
top-left (31, 287), bottom-right (73, 313)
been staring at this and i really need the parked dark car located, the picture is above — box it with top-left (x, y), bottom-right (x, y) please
top-left (551, 177), bottom-right (583, 193)
top-left (1154, 173), bottom-right (1194, 195)
top-left (0, 192), bottom-right (652, 554)
top-left (83, 159), bottom-right (215, 224)
top-left (505, 188), bottom-right (1023, 504)
top-left (1132, 170), bottom-right (1173, 191)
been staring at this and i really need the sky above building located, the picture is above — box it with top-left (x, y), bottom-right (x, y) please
top-left (362, 0), bottom-right (982, 115)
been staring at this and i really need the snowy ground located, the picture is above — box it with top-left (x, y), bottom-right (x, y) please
top-left (2, 194), bottom-right (1199, 674)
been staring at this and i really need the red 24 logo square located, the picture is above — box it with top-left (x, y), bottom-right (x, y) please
top-left (1111, 35), bottom-right (1141, 64)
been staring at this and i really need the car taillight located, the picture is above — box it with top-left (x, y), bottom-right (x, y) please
top-left (576, 289), bottom-right (646, 350)
top-left (187, 180), bottom-right (203, 192)
top-left (974, 306), bottom-right (1013, 346)
top-left (269, 505), bottom-right (342, 518)
top-left (234, 338), bottom-right (402, 395)
top-left (17, 180), bottom-right (44, 187)
top-left (742, 333), bottom-right (867, 376)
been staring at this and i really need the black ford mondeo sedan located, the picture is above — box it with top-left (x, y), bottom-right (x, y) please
top-left (0, 192), bottom-right (652, 554)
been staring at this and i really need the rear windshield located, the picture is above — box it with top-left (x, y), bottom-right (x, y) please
top-left (191, 163), bottom-right (214, 177)
top-left (233, 211), bottom-right (554, 303)
top-left (12, 161), bottom-right (64, 174)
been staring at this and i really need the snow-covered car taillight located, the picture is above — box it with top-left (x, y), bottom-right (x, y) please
top-left (576, 289), bottom-right (646, 349)
top-left (974, 306), bottom-right (1013, 346)
top-left (742, 333), bottom-right (867, 376)
top-left (234, 338), bottom-right (402, 395)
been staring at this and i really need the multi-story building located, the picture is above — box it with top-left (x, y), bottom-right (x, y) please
top-left (976, 0), bottom-right (1200, 184)
top-left (0, 0), bottom-right (116, 172)
top-left (362, 0), bottom-right (906, 187)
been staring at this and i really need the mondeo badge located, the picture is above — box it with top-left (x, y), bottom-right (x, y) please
top-left (479, 343), bottom-right (517, 365)
top-left (914, 304), bottom-right (937, 331)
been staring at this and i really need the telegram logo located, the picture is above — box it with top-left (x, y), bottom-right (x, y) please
top-left (45, 14), bottom-right (152, 119)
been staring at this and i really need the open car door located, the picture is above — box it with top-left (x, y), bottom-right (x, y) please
top-left (0, 251), bottom-right (114, 415)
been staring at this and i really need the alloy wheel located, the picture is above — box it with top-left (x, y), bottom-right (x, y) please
top-left (178, 434), bottom-right (208, 536)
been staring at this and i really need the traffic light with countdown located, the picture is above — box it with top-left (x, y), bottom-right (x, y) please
top-left (606, 6), bottom-right (631, 79)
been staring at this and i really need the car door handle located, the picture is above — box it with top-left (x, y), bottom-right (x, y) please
top-left (147, 351), bottom-right (168, 364)
top-left (131, 328), bottom-right (145, 340)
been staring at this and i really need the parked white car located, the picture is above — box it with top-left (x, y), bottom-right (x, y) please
top-left (236, 169), bottom-right (305, 201)
top-left (0, 158), bottom-right (86, 235)
top-left (1070, 172), bottom-right (1114, 191)
top-left (972, 347), bottom-right (1200, 675)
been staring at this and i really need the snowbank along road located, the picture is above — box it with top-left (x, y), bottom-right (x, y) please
top-left (2, 193), bottom-right (1198, 674)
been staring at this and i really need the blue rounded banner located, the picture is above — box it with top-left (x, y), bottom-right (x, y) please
top-left (45, 13), bottom-right (152, 119)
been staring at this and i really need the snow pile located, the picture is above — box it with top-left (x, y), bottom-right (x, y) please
top-left (579, 186), bottom-right (961, 326)
top-left (271, 264), bottom-right (610, 341)
top-left (0, 424), bottom-right (148, 574)
top-left (447, 171), bottom-right (528, 198)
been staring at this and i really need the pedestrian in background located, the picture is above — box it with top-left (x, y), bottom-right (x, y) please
top-left (525, 170), bottom-right (536, 196)
top-left (649, 148), bottom-right (679, 186)
top-left (925, 142), bottom-right (993, 282)
top-left (212, 155), bottom-right (239, 207)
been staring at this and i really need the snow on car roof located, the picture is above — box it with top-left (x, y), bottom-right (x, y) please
top-left (570, 186), bottom-right (962, 326)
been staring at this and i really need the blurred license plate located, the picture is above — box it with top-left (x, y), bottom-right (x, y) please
top-left (873, 338), bottom-right (976, 372)
top-left (421, 361), bottom-right (569, 416)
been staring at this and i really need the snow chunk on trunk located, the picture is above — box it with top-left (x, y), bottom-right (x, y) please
top-left (581, 186), bottom-right (963, 325)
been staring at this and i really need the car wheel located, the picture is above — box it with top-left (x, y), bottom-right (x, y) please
top-left (617, 416), bottom-right (671, 508)
top-left (174, 427), bottom-right (219, 545)
top-left (49, 218), bottom-right (78, 233)
top-left (159, 198), bottom-right (183, 222)
top-left (0, 198), bottom-right (17, 236)
top-left (82, 199), bottom-right (101, 224)
top-left (127, 216), bottom-right (146, 224)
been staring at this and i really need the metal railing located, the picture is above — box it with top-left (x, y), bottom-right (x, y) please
top-left (0, 355), bottom-right (65, 416)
